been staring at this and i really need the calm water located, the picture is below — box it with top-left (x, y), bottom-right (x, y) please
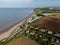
top-left (0, 8), bottom-right (33, 30)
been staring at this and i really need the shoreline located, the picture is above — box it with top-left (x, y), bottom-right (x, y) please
top-left (0, 11), bottom-right (34, 40)
top-left (0, 10), bottom-right (34, 34)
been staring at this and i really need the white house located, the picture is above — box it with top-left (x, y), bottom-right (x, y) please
top-left (42, 13), bottom-right (52, 16)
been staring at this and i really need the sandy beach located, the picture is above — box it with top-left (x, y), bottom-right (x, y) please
top-left (0, 12), bottom-right (34, 40)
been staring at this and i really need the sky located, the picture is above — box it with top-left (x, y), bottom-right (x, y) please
top-left (0, 0), bottom-right (60, 8)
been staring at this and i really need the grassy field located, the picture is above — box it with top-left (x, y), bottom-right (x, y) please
top-left (51, 13), bottom-right (60, 16)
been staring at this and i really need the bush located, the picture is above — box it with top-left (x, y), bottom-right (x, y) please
top-left (37, 13), bottom-right (44, 17)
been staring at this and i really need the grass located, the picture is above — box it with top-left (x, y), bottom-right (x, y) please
top-left (9, 29), bottom-right (16, 36)
top-left (10, 26), bottom-right (21, 36)
top-left (51, 13), bottom-right (60, 16)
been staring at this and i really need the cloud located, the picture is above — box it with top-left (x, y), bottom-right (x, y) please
top-left (0, 0), bottom-right (33, 7)
top-left (0, 0), bottom-right (60, 8)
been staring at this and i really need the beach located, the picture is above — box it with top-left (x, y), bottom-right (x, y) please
top-left (0, 12), bottom-right (34, 40)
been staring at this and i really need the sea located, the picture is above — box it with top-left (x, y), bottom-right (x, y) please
top-left (0, 8), bottom-right (33, 31)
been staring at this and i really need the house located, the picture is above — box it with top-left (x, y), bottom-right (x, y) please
top-left (42, 13), bottom-right (52, 16)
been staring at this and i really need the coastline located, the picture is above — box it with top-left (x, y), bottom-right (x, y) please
top-left (0, 11), bottom-right (34, 40)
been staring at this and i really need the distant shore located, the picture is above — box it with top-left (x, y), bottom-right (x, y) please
top-left (0, 11), bottom-right (34, 40)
